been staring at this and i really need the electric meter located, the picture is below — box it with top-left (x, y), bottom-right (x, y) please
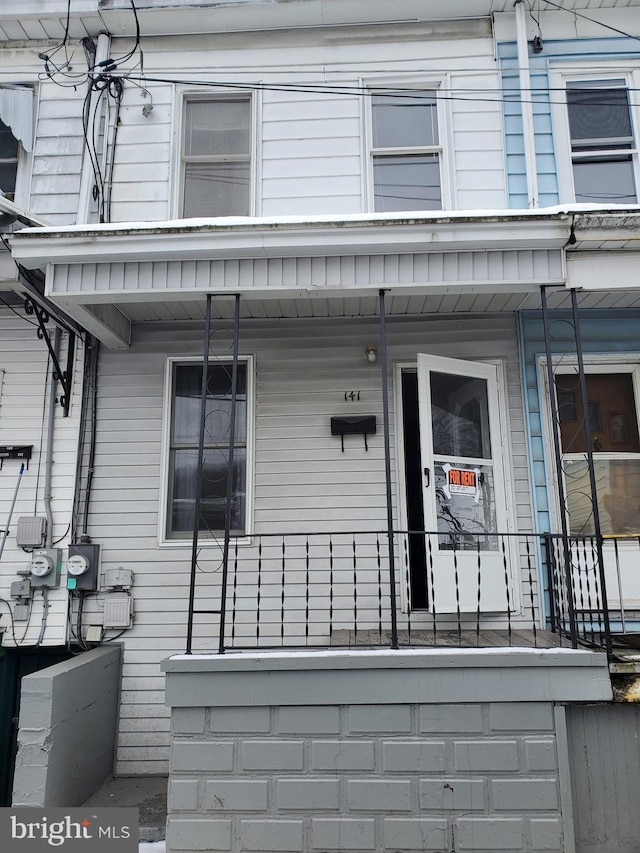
top-left (28, 549), bottom-right (61, 587)
top-left (29, 554), bottom-right (53, 578)
top-left (67, 554), bottom-right (90, 577)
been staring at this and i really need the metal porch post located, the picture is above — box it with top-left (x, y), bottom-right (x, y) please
top-left (570, 289), bottom-right (612, 655)
top-left (540, 286), bottom-right (578, 648)
top-left (186, 294), bottom-right (213, 654)
top-left (379, 289), bottom-right (399, 649)
top-left (218, 294), bottom-right (241, 654)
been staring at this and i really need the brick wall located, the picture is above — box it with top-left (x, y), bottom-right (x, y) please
top-left (162, 648), bottom-right (612, 853)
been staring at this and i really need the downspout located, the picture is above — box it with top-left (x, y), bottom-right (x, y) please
top-left (514, 0), bottom-right (539, 208)
top-left (43, 327), bottom-right (61, 548)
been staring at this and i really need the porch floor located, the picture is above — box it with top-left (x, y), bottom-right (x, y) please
top-left (329, 628), bottom-right (568, 649)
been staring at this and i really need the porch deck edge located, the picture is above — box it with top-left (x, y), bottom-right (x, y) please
top-left (162, 647), bottom-right (612, 707)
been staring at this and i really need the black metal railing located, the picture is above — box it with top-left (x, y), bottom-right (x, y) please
top-left (180, 529), bottom-right (625, 654)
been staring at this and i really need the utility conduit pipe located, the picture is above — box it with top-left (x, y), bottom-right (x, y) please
top-left (515, 0), bottom-right (540, 208)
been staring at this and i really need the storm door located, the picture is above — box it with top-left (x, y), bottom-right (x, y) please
top-left (415, 354), bottom-right (514, 612)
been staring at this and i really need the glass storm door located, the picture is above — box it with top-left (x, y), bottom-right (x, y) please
top-left (416, 354), bottom-right (513, 612)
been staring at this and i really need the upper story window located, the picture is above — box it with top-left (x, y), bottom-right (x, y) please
top-left (0, 87), bottom-right (33, 203)
top-left (165, 358), bottom-right (253, 541)
top-left (566, 80), bottom-right (638, 204)
top-left (181, 96), bottom-right (251, 217)
top-left (0, 119), bottom-right (19, 200)
top-left (371, 89), bottom-right (442, 212)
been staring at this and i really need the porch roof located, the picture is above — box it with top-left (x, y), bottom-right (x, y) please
top-left (9, 206), bottom-right (640, 350)
top-left (10, 208), bottom-right (579, 268)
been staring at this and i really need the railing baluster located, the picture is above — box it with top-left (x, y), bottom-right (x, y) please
top-left (305, 535), bottom-right (310, 646)
top-left (281, 536), bottom-right (286, 646)
top-left (502, 536), bottom-right (512, 646)
top-left (453, 540), bottom-right (461, 646)
top-left (576, 538), bottom-right (587, 641)
top-left (555, 537), bottom-right (568, 642)
top-left (329, 535), bottom-right (334, 642)
top-left (256, 538), bottom-right (262, 646)
top-left (352, 533), bottom-right (358, 642)
top-left (542, 535), bottom-right (554, 632)
top-left (231, 537), bottom-right (238, 648)
top-left (405, 535), bottom-right (412, 647)
top-left (476, 539), bottom-right (481, 647)
top-left (584, 536), bottom-right (596, 646)
top-left (428, 534), bottom-right (436, 643)
top-left (589, 536), bottom-right (604, 647)
top-left (526, 536), bottom-right (537, 647)
top-left (377, 533), bottom-right (383, 644)
top-left (615, 538), bottom-right (626, 635)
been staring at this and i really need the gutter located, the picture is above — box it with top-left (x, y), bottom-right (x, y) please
top-left (9, 209), bottom-right (577, 268)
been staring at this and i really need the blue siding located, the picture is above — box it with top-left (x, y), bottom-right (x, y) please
top-left (498, 37), bottom-right (640, 209)
top-left (519, 310), bottom-right (640, 535)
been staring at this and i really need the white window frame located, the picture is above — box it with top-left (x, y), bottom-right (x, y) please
top-left (159, 355), bottom-right (255, 547)
top-left (540, 354), bottom-right (640, 535)
top-left (172, 87), bottom-right (259, 219)
top-left (550, 65), bottom-right (640, 204)
top-left (0, 86), bottom-right (35, 209)
top-left (364, 76), bottom-right (453, 213)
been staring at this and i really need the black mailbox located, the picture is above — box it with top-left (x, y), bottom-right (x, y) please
top-left (330, 416), bottom-right (376, 451)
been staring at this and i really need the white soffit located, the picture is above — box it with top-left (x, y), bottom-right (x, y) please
top-left (0, 87), bottom-right (33, 152)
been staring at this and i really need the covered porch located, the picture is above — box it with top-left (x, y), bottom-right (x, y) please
top-left (10, 208), bottom-right (640, 660)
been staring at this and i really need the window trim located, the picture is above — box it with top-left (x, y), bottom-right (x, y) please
top-left (364, 77), bottom-right (452, 212)
top-left (159, 354), bottom-right (255, 547)
top-left (172, 88), bottom-right (259, 219)
top-left (550, 66), bottom-right (640, 204)
top-left (540, 354), bottom-right (640, 536)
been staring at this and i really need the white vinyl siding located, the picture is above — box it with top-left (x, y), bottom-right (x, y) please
top-left (0, 309), bottom-right (83, 647)
top-left (30, 81), bottom-right (86, 222)
top-left (97, 23), bottom-right (504, 222)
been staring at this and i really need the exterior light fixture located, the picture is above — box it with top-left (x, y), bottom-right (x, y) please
top-left (364, 345), bottom-right (378, 364)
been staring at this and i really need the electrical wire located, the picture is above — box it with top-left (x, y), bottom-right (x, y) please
top-left (0, 296), bottom-right (40, 330)
top-left (118, 72), bottom-right (640, 110)
top-left (541, 0), bottom-right (640, 45)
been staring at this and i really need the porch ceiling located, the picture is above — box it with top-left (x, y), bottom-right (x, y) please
top-left (48, 287), bottom-right (640, 351)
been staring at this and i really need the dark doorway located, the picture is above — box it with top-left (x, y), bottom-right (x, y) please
top-left (401, 369), bottom-right (428, 609)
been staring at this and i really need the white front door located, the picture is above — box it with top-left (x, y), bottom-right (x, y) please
top-left (416, 354), bottom-right (515, 612)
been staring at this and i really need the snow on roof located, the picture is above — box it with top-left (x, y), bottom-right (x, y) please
top-left (14, 203), bottom-right (640, 238)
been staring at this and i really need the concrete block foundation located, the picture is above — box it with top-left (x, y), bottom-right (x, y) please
top-left (162, 648), bottom-right (611, 853)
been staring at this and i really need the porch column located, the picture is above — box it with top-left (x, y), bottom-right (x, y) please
top-left (379, 289), bottom-right (398, 649)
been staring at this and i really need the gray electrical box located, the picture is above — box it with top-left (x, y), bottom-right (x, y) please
top-left (10, 579), bottom-right (31, 599)
top-left (28, 549), bottom-right (61, 588)
top-left (16, 517), bottom-right (47, 548)
top-left (103, 593), bottom-right (133, 629)
top-left (67, 543), bottom-right (100, 591)
top-left (103, 567), bottom-right (134, 590)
